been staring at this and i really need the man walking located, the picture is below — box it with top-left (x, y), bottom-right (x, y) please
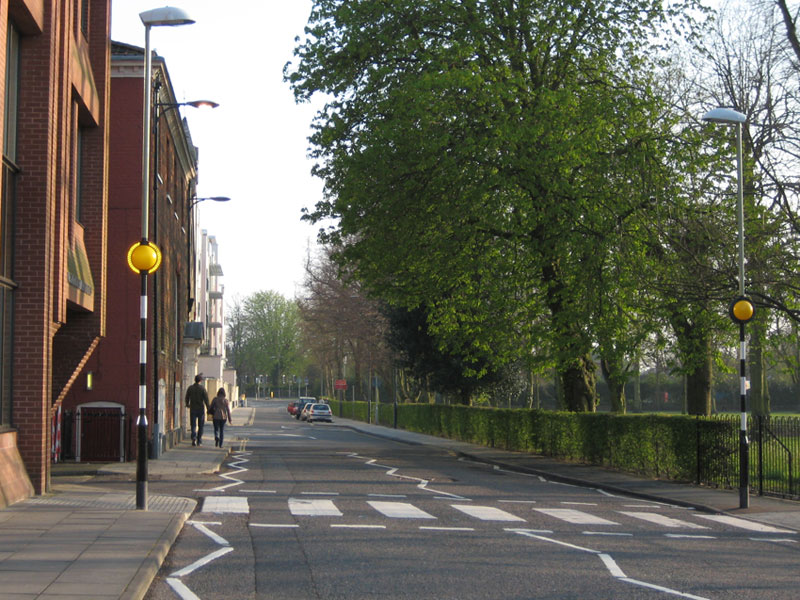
top-left (185, 374), bottom-right (209, 446)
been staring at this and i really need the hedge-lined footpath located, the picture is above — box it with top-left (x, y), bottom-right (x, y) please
top-left (329, 400), bottom-right (734, 484)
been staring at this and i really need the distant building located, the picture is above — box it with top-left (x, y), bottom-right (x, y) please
top-left (62, 42), bottom-right (199, 462)
top-left (0, 0), bottom-right (112, 504)
top-left (191, 230), bottom-right (237, 406)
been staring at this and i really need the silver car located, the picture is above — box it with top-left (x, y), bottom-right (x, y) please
top-left (306, 403), bottom-right (333, 423)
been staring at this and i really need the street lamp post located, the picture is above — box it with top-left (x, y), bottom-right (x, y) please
top-left (151, 99), bottom-right (217, 461)
top-left (702, 107), bottom-right (754, 510)
top-left (134, 5), bottom-right (194, 511)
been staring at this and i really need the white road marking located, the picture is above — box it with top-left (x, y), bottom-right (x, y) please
top-left (695, 514), bottom-right (797, 534)
top-left (331, 524), bottom-right (386, 529)
top-left (511, 530), bottom-right (710, 599)
top-left (189, 522), bottom-right (230, 546)
top-left (239, 489), bottom-right (276, 494)
top-left (301, 491), bottom-right (339, 495)
top-left (346, 453), bottom-right (468, 500)
top-left (599, 553), bottom-right (626, 578)
top-left (665, 534), bottom-right (716, 539)
top-left (197, 451), bottom-right (251, 492)
top-left (561, 502), bottom-right (597, 506)
top-left (748, 537), bottom-right (797, 543)
top-left (166, 577), bottom-right (200, 600)
top-left (368, 501), bottom-right (436, 519)
top-left (505, 528), bottom-right (554, 534)
top-left (170, 547), bottom-right (234, 577)
top-left (451, 504), bottom-right (525, 522)
top-left (534, 508), bottom-right (617, 526)
top-left (619, 511), bottom-right (708, 529)
top-left (289, 498), bottom-right (343, 516)
top-left (368, 493), bottom-right (407, 498)
top-left (202, 496), bottom-right (250, 514)
top-left (420, 526), bottom-right (475, 531)
top-left (583, 531), bottom-right (633, 537)
top-left (621, 578), bottom-right (709, 599)
top-left (250, 523), bottom-right (299, 528)
top-left (498, 499), bottom-right (536, 504)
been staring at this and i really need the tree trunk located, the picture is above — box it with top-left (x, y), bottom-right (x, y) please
top-left (670, 312), bottom-right (713, 416)
top-left (561, 354), bottom-right (598, 412)
top-left (600, 358), bottom-right (626, 413)
top-left (686, 352), bottom-right (712, 416)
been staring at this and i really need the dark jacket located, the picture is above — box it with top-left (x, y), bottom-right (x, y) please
top-left (185, 382), bottom-right (209, 412)
top-left (209, 395), bottom-right (231, 422)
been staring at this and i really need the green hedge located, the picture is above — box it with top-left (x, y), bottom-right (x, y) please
top-left (328, 400), bottom-right (733, 483)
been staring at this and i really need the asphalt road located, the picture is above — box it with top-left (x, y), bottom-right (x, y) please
top-left (144, 399), bottom-right (799, 599)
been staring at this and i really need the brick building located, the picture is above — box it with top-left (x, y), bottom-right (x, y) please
top-left (61, 41), bottom-right (201, 462)
top-left (0, 0), bottom-right (112, 503)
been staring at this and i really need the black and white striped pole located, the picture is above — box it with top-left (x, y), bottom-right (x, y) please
top-left (131, 6), bottom-right (195, 511)
top-left (704, 107), bottom-right (751, 509)
top-left (128, 241), bottom-right (162, 510)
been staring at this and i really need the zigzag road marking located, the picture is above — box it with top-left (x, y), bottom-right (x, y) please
top-left (194, 451), bottom-right (251, 492)
top-left (343, 452), bottom-right (468, 500)
top-left (167, 520), bottom-right (234, 599)
top-left (510, 530), bottom-right (710, 600)
top-left (168, 453), bottom-right (251, 599)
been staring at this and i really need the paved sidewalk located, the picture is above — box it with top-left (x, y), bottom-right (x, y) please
top-left (338, 417), bottom-right (800, 533)
top-left (0, 406), bottom-right (255, 600)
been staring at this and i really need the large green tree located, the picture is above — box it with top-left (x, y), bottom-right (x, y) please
top-left (226, 291), bottom-right (303, 393)
top-left (287, 0), bottom-right (703, 410)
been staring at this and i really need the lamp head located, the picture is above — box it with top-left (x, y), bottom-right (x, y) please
top-left (189, 195), bottom-right (231, 208)
top-left (140, 6), bottom-right (195, 27)
top-left (702, 107), bottom-right (746, 125)
top-left (185, 100), bottom-right (219, 109)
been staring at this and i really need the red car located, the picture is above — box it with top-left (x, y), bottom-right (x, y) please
top-left (287, 401), bottom-right (299, 415)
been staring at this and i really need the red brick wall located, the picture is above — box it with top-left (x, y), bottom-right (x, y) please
top-left (10, 0), bottom-right (110, 494)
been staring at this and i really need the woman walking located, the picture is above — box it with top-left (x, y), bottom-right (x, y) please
top-left (209, 388), bottom-right (232, 448)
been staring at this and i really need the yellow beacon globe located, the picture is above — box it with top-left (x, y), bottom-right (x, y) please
top-left (127, 242), bottom-right (162, 274)
top-left (730, 297), bottom-right (754, 323)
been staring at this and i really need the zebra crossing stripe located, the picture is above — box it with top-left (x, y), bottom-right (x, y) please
top-left (367, 501), bottom-right (436, 519)
top-left (618, 511), bottom-right (708, 529)
top-left (695, 514), bottom-right (796, 534)
top-left (534, 508), bottom-right (617, 526)
top-left (202, 496), bottom-right (249, 514)
top-left (289, 498), bottom-right (343, 516)
top-left (451, 504), bottom-right (526, 522)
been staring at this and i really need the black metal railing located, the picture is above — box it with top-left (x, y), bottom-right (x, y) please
top-left (699, 415), bottom-right (800, 500)
top-left (59, 409), bottom-right (129, 463)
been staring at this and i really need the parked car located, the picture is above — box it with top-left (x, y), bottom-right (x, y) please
top-left (306, 403), bottom-right (333, 423)
top-left (287, 401), bottom-right (299, 416)
top-left (295, 397), bottom-right (316, 420)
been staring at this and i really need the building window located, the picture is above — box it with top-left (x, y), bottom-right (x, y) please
top-left (75, 127), bottom-right (85, 223)
top-left (4, 24), bottom-right (19, 162)
top-left (80, 0), bottom-right (90, 38)
top-left (0, 22), bottom-right (20, 427)
top-left (175, 277), bottom-right (181, 360)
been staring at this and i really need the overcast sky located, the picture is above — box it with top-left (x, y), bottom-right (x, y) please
top-left (111, 1), bottom-right (324, 304)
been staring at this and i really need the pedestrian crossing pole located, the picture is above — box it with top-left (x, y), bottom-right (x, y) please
top-left (703, 107), bottom-right (751, 510)
top-left (138, 269), bottom-right (149, 509)
top-left (128, 241), bottom-right (162, 510)
top-left (730, 297), bottom-right (754, 509)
